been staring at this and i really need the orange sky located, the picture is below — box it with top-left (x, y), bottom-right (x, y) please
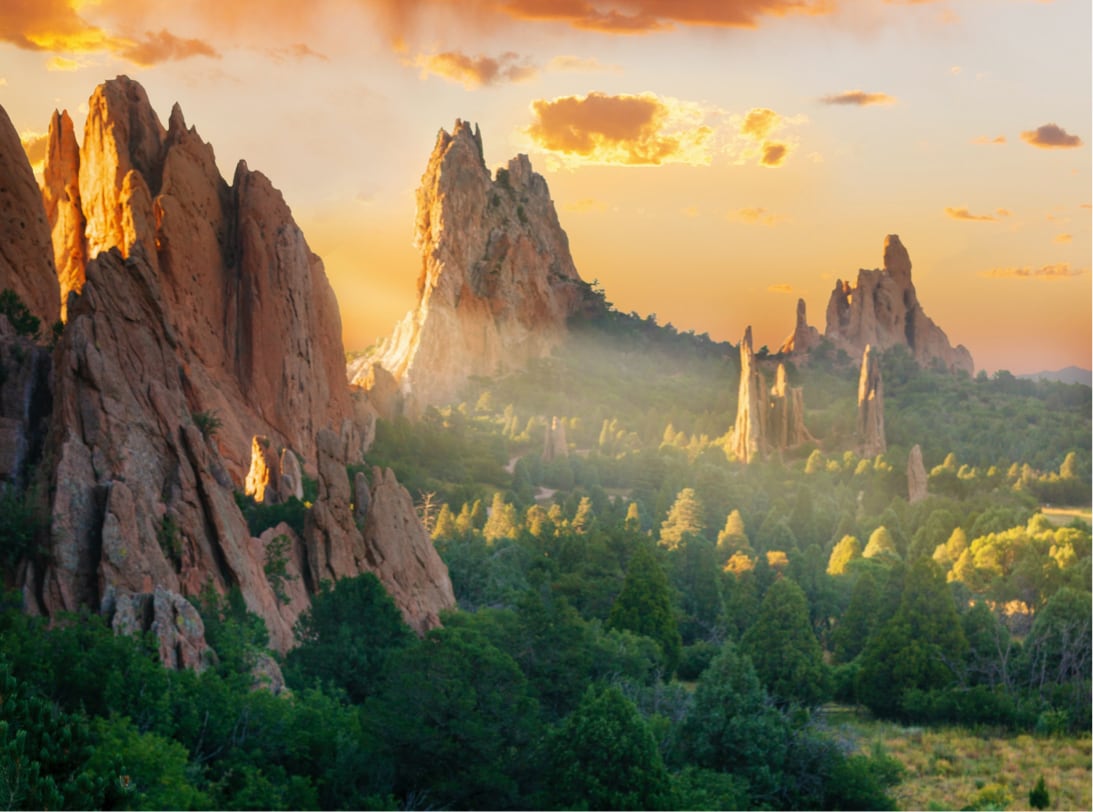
top-left (3, 0), bottom-right (1090, 374)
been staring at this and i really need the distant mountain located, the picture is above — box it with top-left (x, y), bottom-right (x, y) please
top-left (1018, 366), bottom-right (1092, 386)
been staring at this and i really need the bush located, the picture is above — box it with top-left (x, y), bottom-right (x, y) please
top-left (0, 289), bottom-right (40, 338)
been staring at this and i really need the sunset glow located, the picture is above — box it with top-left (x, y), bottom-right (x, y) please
top-left (3, 0), bottom-right (1089, 374)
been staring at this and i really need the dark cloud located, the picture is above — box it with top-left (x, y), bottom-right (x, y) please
top-left (1020, 123), bottom-right (1083, 149)
top-left (819, 89), bottom-right (896, 106)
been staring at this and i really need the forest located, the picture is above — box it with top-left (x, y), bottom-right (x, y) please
top-left (1, 307), bottom-right (1090, 810)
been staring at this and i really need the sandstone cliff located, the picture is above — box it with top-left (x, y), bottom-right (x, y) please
top-left (823, 235), bottom-right (973, 374)
top-left (0, 106), bottom-right (60, 326)
top-left (732, 327), bottom-right (766, 464)
top-left (907, 443), bottom-right (928, 503)
top-left (769, 364), bottom-right (815, 451)
top-left (857, 345), bottom-right (886, 458)
top-left (3, 79), bottom-right (455, 662)
top-left (351, 120), bottom-right (593, 415)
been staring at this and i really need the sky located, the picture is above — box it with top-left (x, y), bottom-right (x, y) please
top-left (2, 0), bottom-right (1090, 375)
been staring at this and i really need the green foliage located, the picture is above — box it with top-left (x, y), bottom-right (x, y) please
top-left (0, 487), bottom-right (42, 569)
top-left (192, 409), bottom-right (222, 439)
top-left (235, 491), bottom-right (309, 537)
top-left (0, 288), bottom-right (40, 338)
top-left (741, 577), bottom-right (832, 707)
top-left (659, 487), bottom-right (705, 549)
top-left (263, 533), bottom-right (295, 604)
top-left (1029, 775), bottom-right (1050, 810)
top-left (157, 512), bottom-right (183, 566)
top-left (608, 544), bottom-right (682, 675)
top-left (543, 685), bottom-right (671, 810)
top-left (285, 573), bottom-right (414, 704)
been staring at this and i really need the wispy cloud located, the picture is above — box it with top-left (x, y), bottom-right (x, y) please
top-left (266, 43), bottom-right (329, 63)
top-left (546, 55), bottom-right (622, 73)
top-left (971, 135), bottom-right (1006, 145)
top-left (1054, 233), bottom-right (1072, 244)
top-left (413, 50), bottom-right (537, 88)
top-left (819, 89), bottom-right (897, 106)
top-left (19, 131), bottom-right (48, 167)
top-left (768, 283), bottom-right (794, 293)
top-left (1020, 123), bottom-right (1083, 149)
top-left (944, 206), bottom-right (1001, 222)
top-left (729, 207), bottom-right (783, 226)
top-left (564, 197), bottom-right (609, 213)
top-left (980, 263), bottom-right (1085, 280)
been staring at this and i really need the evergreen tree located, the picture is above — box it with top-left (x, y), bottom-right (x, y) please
top-left (863, 525), bottom-right (899, 561)
top-left (483, 492), bottom-right (520, 542)
top-left (660, 487), bottom-right (705, 550)
top-left (431, 503), bottom-right (456, 540)
top-left (544, 685), bottom-right (671, 810)
top-left (741, 577), bottom-right (832, 707)
top-left (716, 509), bottom-right (750, 556)
top-left (624, 501), bottom-right (642, 532)
top-left (831, 569), bottom-right (882, 664)
top-left (608, 544), bottom-right (681, 675)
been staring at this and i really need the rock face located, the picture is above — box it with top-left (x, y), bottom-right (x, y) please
top-left (857, 345), bottom-right (886, 457)
top-left (732, 327), bottom-right (766, 464)
top-left (42, 110), bottom-right (87, 320)
top-left (41, 75), bottom-right (352, 477)
top-left (769, 364), bottom-right (814, 451)
top-left (823, 235), bottom-right (973, 374)
top-left (778, 299), bottom-right (821, 356)
top-left (6, 80), bottom-right (455, 662)
top-left (0, 106), bottom-right (60, 326)
top-left (0, 318), bottom-right (51, 493)
top-left (352, 120), bottom-right (593, 415)
top-left (542, 416), bottom-right (568, 462)
top-left (907, 443), bottom-right (928, 503)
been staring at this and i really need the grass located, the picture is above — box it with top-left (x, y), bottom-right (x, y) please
top-left (1041, 506), bottom-right (1092, 527)
top-left (820, 709), bottom-right (1091, 810)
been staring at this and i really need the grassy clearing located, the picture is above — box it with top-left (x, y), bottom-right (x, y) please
top-left (822, 711), bottom-right (1091, 810)
top-left (1041, 506), bottom-right (1092, 527)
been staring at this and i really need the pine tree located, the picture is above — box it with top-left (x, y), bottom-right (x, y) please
top-left (432, 503), bottom-right (456, 540)
top-left (624, 501), bottom-right (642, 532)
top-left (863, 526), bottom-right (899, 561)
top-left (827, 535), bottom-right (862, 575)
top-left (483, 492), bottom-right (519, 543)
top-left (716, 509), bottom-right (750, 556)
top-left (659, 487), bottom-right (705, 550)
top-left (608, 544), bottom-right (681, 674)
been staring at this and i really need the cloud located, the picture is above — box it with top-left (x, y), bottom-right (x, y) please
top-left (1054, 233), bottom-right (1072, 244)
top-left (526, 92), bottom-right (714, 166)
top-left (971, 135), bottom-right (1006, 145)
top-left (1020, 123), bottom-right (1083, 149)
top-left (945, 206), bottom-right (998, 222)
top-left (46, 56), bottom-right (85, 71)
top-left (266, 42), bottom-right (329, 63)
top-left (729, 207), bottom-right (783, 226)
top-left (19, 131), bottom-right (48, 166)
top-left (768, 283), bottom-right (794, 293)
top-left (500, 0), bottom-right (833, 33)
top-left (547, 55), bottom-right (622, 73)
top-left (760, 141), bottom-right (789, 167)
top-left (980, 263), bottom-right (1085, 280)
top-left (819, 89), bottom-right (897, 106)
top-left (414, 50), bottom-right (537, 88)
top-left (564, 197), bottom-right (609, 213)
top-left (119, 30), bottom-right (220, 66)
top-left (740, 108), bottom-right (780, 140)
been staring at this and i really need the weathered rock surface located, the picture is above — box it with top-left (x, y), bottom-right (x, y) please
top-left (769, 364), bottom-right (814, 451)
top-left (362, 466), bottom-right (456, 634)
top-left (732, 327), bottom-right (766, 464)
top-left (824, 235), bottom-right (973, 374)
top-left (857, 345), bottom-right (886, 457)
top-left (907, 443), bottom-right (928, 504)
top-left (111, 587), bottom-right (209, 671)
top-left (778, 299), bottom-right (821, 356)
top-left (42, 110), bottom-right (87, 321)
top-left (0, 317), bottom-right (51, 491)
top-left (352, 120), bottom-right (594, 415)
top-left (542, 416), bottom-right (568, 462)
top-left (0, 106), bottom-right (60, 326)
top-left (42, 75), bottom-right (352, 477)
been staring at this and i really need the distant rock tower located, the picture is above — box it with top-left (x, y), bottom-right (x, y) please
top-left (769, 364), bottom-right (815, 451)
top-left (857, 345), bottom-right (886, 457)
top-left (732, 327), bottom-right (766, 463)
top-left (907, 444), bottom-right (928, 503)
top-left (542, 416), bottom-right (568, 462)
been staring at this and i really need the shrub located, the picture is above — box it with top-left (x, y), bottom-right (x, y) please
top-left (0, 289), bottom-right (40, 338)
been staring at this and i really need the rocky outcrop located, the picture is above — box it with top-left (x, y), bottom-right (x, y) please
top-left (732, 327), bottom-right (766, 464)
top-left (824, 235), bottom-right (973, 374)
top-left (778, 299), bottom-right (821, 356)
top-left (111, 587), bottom-right (209, 671)
top-left (542, 416), bottom-right (568, 462)
top-left (769, 364), bottom-right (814, 451)
top-left (42, 75), bottom-right (352, 477)
top-left (907, 444), bottom-right (928, 504)
top-left (0, 318), bottom-right (51, 492)
top-left (0, 106), bottom-right (60, 326)
top-left (352, 120), bottom-right (594, 415)
top-left (42, 110), bottom-right (86, 320)
top-left (857, 345), bottom-right (886, 457)
top-left (362, 467), bottom-right (456, 634)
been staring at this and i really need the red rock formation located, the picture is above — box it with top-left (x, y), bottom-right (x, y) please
top-left (354, 120), bottom-right (592, 415)
top-left (0, 106), bottom-right (60, 326)
top-left (42, 110), bottom-right (86, 320)
top-left (769, 364), bottom-right (815, 451)
top-left (732, 327), bottom-right (766, 464)
top-left (42, 76), bottom-right (352, 477)
top-left (0, 318), bottom-right (51, 492)
top-left (824, 235), bottom-right (974, 374)
top-left (778, 298), bottom-right (821, 356)
top-left (907, 443), bottom-right (928, 503)
top-left (857, 345), bottom-right (886, 458)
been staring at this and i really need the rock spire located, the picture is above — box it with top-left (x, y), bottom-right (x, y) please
top-left (350, 120), bottom-right (593, 415)
top-left (857, 345), bottom-right (886, 458)
top-left (907, 443), bottom-right (928, 503)
top-left (732, 327), bottom-right (766, 464)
